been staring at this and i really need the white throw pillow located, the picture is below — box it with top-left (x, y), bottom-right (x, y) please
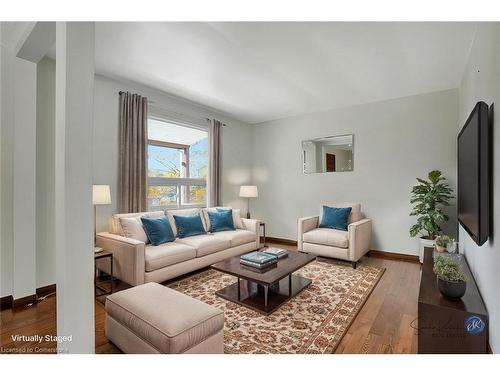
top-left (111, 210), bottom-right (164, 236)
top-left (232, 209), bottom-right (244, 229)
top-left (119, 217), bottom-right (149, 244)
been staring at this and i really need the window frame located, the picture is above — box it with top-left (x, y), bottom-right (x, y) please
top-left (146, 116), bottom-right (208, 210)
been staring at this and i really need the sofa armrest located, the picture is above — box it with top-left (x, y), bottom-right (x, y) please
top-left (297, 216), bottom-right (319, 251)
top-left (241, 218), bottom-right (261, 248)
top-left (96, 232), bottom-right (145, 286)
top-left (347, 219), bottom-right (372, 262)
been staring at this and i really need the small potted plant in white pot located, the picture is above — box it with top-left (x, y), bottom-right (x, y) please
top-left (435, 235), bottom-right (451, 253)
top-left (409, 170), bottom-right (454, 262)
top-left (434, 254), bottom-right (467, 299)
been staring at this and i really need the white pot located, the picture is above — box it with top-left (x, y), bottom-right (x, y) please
top-left (419, 237), bottom-right (435, 263)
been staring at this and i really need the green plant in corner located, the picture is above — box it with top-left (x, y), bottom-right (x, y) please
top-left (435, 235), bottom-right (452, 248)
top-left (409, 170), bottom-right (454, 240)
top-left (433, 255), bottom-right (467, 282)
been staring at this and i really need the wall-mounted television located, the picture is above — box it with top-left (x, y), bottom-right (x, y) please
top-left (457, 101), bottom-right (491, 246)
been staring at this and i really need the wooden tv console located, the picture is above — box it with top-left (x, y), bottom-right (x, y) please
top-left (418, 247), bottom-right (489, 353)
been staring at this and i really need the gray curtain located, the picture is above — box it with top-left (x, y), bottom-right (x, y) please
top-left (208, 119), bottom-right (223, 207)
top-left (118, 92), bottom-right (148, 213)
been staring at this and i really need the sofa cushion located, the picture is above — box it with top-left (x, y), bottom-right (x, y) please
top-left (106, 282), bottom-right (224, 353)
top-left (212, 229), bottom-right (256, 247)
top-left (166, 208), bottom-right (201, 237)
top-left (141, 216), bottom-right (175, 246)
top-left (303, 228), bottom-right (349, 248)
top-left (202, 207), bottom-right (244, 231)
top-left (111, 211), bottom-right (164, 237)
top-left (177, 234), bottom-right (231, 257)
top-left (145, 241), bottom-right (196, 272)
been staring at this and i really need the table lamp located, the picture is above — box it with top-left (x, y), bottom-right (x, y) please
top-left (239, 185), bottom-right (258, 219)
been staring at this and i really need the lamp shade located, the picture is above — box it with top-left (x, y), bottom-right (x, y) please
top-left (239, 185), bottom-right (258, 198)
top-left (93, 185), bottom-right (111, 205)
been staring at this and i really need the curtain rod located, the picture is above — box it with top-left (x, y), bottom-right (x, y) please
top-left (119, 91), bottom-right (226, 126)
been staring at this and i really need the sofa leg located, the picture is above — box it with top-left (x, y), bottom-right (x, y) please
top-left (351, 261), bottom-right (357, 269)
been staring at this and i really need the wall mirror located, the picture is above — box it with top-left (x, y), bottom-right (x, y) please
top-left (302, 134), bottom-right (354, 174)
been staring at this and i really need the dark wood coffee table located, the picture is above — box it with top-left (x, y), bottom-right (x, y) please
top-left (211, 251), bottom-right (316, 315)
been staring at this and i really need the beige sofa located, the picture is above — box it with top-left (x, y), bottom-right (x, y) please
top-left (96, 207), bottom-right (260, 285)
top-left (297, 203), bottom-right (371, 268)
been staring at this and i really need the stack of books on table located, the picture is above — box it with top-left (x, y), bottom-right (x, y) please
top-left (261, 247), bottom-right (289, 259)
top-left (240, 251), bottom-right (277, 270)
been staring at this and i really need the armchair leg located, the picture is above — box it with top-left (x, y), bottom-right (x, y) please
top-left (351, 261), bottom-right (357, 269)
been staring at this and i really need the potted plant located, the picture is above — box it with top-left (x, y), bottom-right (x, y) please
top-left (409, 170), bottom-right (454, 262)
top-left (434, 255), bottom-right (467, 299)
top-left (435, 235), bottom-right (451, 253)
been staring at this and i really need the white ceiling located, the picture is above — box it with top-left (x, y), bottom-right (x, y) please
top-left (60, 22), bottom-right (478, 124)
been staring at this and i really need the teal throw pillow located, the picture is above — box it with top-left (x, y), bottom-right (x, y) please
top-left (173, 213), bottom-right (207, 238)
top-left (140, 216), bottom-right (175, 246)
top-left (319, 206), bottom-right (352, 231)
top-left (208, 209), bottom-right (235, 232)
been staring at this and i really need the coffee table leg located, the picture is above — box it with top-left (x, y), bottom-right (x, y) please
top-left (289, 274), bottom-right (292, 297)
top-left (237, 277), bottom-right (241, 301)
top-left (264, 285), bottom-right (268, 307)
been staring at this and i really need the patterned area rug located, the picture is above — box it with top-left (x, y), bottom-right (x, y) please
top-left (168, 259), bottom-right (384, 354)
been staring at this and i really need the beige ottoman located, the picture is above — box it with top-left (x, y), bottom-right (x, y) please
top-left (105, 282), bottom-right (224, 354)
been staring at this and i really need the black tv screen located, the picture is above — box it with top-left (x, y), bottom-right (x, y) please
top-left (457, 101), bottom-right (490, 246)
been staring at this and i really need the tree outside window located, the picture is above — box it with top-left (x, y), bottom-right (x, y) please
top-left (147, 118), bottom-right (208, 209)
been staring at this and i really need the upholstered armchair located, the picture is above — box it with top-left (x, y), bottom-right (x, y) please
top-left (297, 203), bottom-right (372, 268)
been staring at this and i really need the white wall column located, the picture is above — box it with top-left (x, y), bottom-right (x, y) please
top-left (12, 57), bottom-right (37, 299)
top-left (1, 35), bottom-right (38, 300)
top-left (55, 22), bottom-right (95, 353)
top-left (0, 33), bottom-right (15, 299)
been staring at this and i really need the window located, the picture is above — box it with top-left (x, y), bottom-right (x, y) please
top-left (147, 118), bottom-right (208, 209)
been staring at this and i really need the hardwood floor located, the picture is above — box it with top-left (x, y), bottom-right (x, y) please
top-left (0, 241), bottom-right (420, 354)
top-left (266, 242), bottom-right (420, 354)
top-left (334, 255), bottom-right (420, 353)
top-left (1, 292), bottom-right (57, 354)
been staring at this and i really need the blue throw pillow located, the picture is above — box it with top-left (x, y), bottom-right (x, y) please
top-left (319, 206), bottom-right (352, 231)
top-left (140, 216), bottom-right (175, 246)
top-left (173, 213), bottom-right (207, 238)
top-left (208, 209), bottom-right (235, 232)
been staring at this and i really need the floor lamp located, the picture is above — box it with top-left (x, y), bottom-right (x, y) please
top-left (93, 185), bottom-right (111, 251)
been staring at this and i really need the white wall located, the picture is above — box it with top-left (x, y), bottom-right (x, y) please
top-left (36, 57), bottom-right (56, 288)
top-left (12, 57), bottom-right (37, 299)
top-left (93, 75), bottom-right (254, 232)
top-left (1, 42), bottom-right (39, 299)
top-left (1, 55), bottom-right (58, 298)
top-left (0, 36), bottom-right (14, 298)
top-left (1, 54), bottom-right (57, 299)
top-left (55, 22), bottom-right (95, 353)
top-left (458, 23), bottom-right (500, 353)
top-left (251, 89), bottom-right (458, 255)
